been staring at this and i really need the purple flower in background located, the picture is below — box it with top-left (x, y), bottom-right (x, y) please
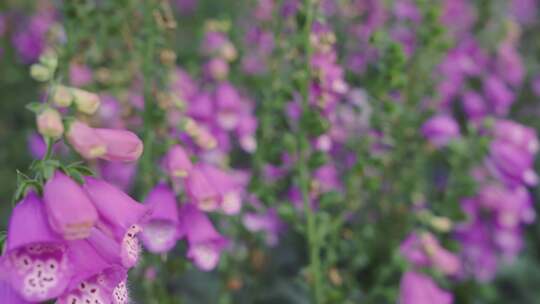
top-left (421, 115), bottom-right (460, 147)
top-left (185, 165), bottom-right (220, 212)
top-left (44, 171), bottom-right (98, 240)
top-left (399, 271), bottom-right (453, 304)
top-left (140, 183), bottom-right (181, 253)
top-left (510, 0), bottom-right (538, 24)
top-left (98, 161), bottom-right (137, 192)
top-left (69, 63), bottom-right (93, 87)
top-left (1, 192), bottom-right (73, 302)
top-left (488, 140), bottom-right (537, 186)
top-left (165, 145), bottom-right (193, 178)
top-left (483, 76), bottom-right (515, 116)
top-left (496, 43), bottom-right (524, 87)
top-left (462, 91), bottom-right (487, 122)
top-left (175, 0), bottom-right (198, 14)
top-left (243, 208), bottom-right (285, 246)
top-left (400, 232), bottom-right (461, 276)
top-left (179, 204), bottom-right (228, 271)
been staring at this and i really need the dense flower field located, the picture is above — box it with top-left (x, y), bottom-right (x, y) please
top-left (1, 0), bottom-right (540, 303)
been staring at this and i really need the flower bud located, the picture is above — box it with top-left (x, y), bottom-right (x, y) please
top-left (72, 88), bottom-right (100, 114)
top-left (30, 64), bottom-right (53, 82)
top-left (37, 108), bottom-right (64, 139)
top-left (66, 120), bottom-right (107, 159)
top-left (165, 145), bottom-right (193, 178)
top-left (95, 128), bottom-right (143, 162)
top-left (52, 85), bottom-right (73, 107)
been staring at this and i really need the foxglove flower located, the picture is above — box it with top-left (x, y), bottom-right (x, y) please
top-left (185, 165), bottom-right (220, 212)
top-left (199, 164), bottom-right (243, 214)
top-left (488, 140), bottom-right (537, 186)
top-left (44, 171), bottom-right (98, 240)
top-left (57, 232), bottom-right (128, 304)
top-left (95, 128), bottom-right (143, 162)
top-left (493, 119), bottom-right (539, 154)
top-left (399, 271), bottom-right (453, 304)
top-left (1, 192), bottom-right (72, 302)
top-left (400, 232), bottom-right (461, 276)
top-left (71, 88), bottom-right (101, 115)
top-left (421, 115), bottom-right (460, 148)
top-left (179, 204), bottom-right (228, 271)
top-left (140, 183), bottom-right (182, 253)
top-left (165, 145), bottom-right (193, 178)
top-left (36, 108), bottom-right (64, 139)
top-left (83, 177), bottom-right (149, 267)
top-left (67, 121), bottom-right (107, 159)
top-left (242, 208), bottom-right (284, 246)
top-left (0, 280), bottom-right (29, 304)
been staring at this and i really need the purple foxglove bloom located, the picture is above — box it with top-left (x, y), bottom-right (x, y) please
top-left (204, 57), bottom-right (229, 80)
top-left (441, 0), bottom-right (476, 37)
top-left (399, 271), bottom-right (453, 304)
top-left (185, 165), bottom-right (220, 212)
top-left (98, 95), bottom-right (123, 129)
top-left (0, 280), bottom-right (29, 304)
top-left (1, 192), bottom-right (73, 302)
top-left (44, 171), bottom-right (98, 240)
top-left (462, 91), bottom-right (487, 122)
top-left (489, 140), bottom-right (537, 186)
top-left (510, 0), bottom-right (538, 24)
top-left (83, 177), bottom-right (150, 267)
top-left (140, 183), bottom-right (181, 253)
top-left (98, 161), bottom-right (137, 192)
top-left (199, 164), bottom-right (243, 215)
top-left (58, 233), bottom-right (128, 304)
top-left (179, 204), bottom-right (228, 271)
top-left (215, 83), bottom-right (241, 130)
top-left (165, 145), bottom-right (193, 178)
top-left (493, 119), bottom-right (539, 154)
top-left (236, 113), bottom-right (258, 153)
top-left (483, 76), bottom-right (515, 115)
top-left (496, 43), bottom-right (524, 86)
top-left (313, 164), bottom-right (341, 194)
top-left (421, 115), bottom-right (460, 147)
top-left (400, 232), bottom-right (461, 276)
top-left (175, 0), bottom-right (198, 14)
top-left (69, 63), bottom-right (93, 87)
top-left (242, 208), bottom-right (285, 246)
top-left (27, 132), bottom-right (47, 159)
top-left (187, 92), bottom-right (214, 121)
top-left (94, 128), bottom-right (143, 162)
top-left (67, 121), bottom-right (107, 159)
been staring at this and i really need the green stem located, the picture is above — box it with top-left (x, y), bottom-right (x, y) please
top-left (298, 0), bottom-right (324, 303)
top-left (140, 0), bottom-right (158, 194)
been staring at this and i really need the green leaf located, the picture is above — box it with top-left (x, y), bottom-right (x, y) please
top-left (25, 102), bottom-right (45, 114)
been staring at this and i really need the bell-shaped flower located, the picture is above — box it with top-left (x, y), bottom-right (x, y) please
top-left (94, 128), bottom-right (143, 162)
top-left (242, 208), bottom-right (285, 246)
top-left (400, 232), bottom-right (461, 276)
top-left (489, 140), bottom-right (537, 186)
top-left (66, 121), bottom-right (107, 159)
top-left (421, 115), bottom-right (460, 148)
top-left (199, 164), bottom-right (243, 215)
top-left (179, 204), bottom-right (228, 271)
top-left (57, 230), bottom-right (129, 304)
top-left (399, 271), bottom-right (453, 304)
top-left (493, 119), bottom-right (539, 154)
top-left (0, 192), bottom-right (73, 302)
top-left (184, 165), bottom-right (220, 212)
top-left (140, 183), bottom-right (181, 253)
top-left (164, 145), bottom-right (193, 178)
top-left (83, 177), bottom-right (150, 267)
top-left (44, 171), bottom-right (98, 240)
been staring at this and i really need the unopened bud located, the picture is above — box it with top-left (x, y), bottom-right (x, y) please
top-left (30, 64), bottom-right (53, 82)
top-left (37, 108), bottom-right (64, 139)
top-left (52, 85), bottom-right (73, 107)
top-left (72, 88), bottom-right (100, 114)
